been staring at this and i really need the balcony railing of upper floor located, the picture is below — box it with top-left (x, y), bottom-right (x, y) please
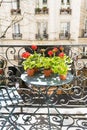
top-left (11, 9), bottom-right (21, 15)
top-left (60, 7), bottom-right (72, 15)
top-left (35, 7), bottom-right (49, 15)
top-left (59, 32), bottom-right (70, 40)
top-left (12, 33), bottom-right (22, 40)
top-left (35, 33), bottom-right (48, 40)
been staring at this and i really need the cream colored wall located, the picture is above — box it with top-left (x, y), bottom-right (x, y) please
top-left (0, 0), bottom-right (86, 44)
top-left (70, 0), bottom-right (81, 41)
top-left (79, 0), bottom-right (87, 37)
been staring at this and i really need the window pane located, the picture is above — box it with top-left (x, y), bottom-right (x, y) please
top-left (43, 0), bottom-right (47, 4)
top-left (61, 0), bottom-right (64, 4)
top-left (11, 0), bottom-right (20, 9)
top-left (14, 24), bottom-right (20, 33)
top-left (60, 22), bottom-right (70, 33)
top-left (67, 0), bottom-right (70, 4)
top-left (12, 1), bottom-right (17, 9)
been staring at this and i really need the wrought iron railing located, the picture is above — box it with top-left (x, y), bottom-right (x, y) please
top-left (0, 44), bottom-right (87, 130)
top-left (35, 33), bottom-right (48, 40)
top-left (59, 33), bottom-right (70, 40)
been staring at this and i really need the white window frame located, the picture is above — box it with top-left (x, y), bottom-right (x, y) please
top-left (43, 0), bottom-right (47, 4)
top-left (13, 23), bottom-right (20, 34)
top-left (60, 22), bottom-right (70, 36)
top-left (61, 0), bottom-right (70, 8)
top-left (11, 0), bottom-right (20, 9)
top-left (37, 22), bottom-right (48, 35)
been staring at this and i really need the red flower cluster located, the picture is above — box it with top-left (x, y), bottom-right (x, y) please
top-left (59, 52), bottom-right (64, 58)
top-left (59, 46), bottom-right (64, 51)
top-left (31, 45), bottom-right (37, 51)
top-left (22, 52), bottom-right (31, 59)
top-left (47, 46), bottom-right (65, 57)
top-left (52, 47), bottom-right (58, 53)
top-left (48, 50), bottom-right (53, 56)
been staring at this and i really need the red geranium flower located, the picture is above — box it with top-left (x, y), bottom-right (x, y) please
top-left (53, 47), bottom-right (58, 53)
top-left (48, 50), bottom-right (53, 56)
top-left (59, 46), bottom-right (64, 51)
top-left (31, 45), bottom-right (37, 51)
top-left (59, 52), bottom-right (65, 58)
top-left (21, 52), bottom-right (31, 59)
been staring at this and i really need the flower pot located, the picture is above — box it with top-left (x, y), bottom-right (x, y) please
top-left (0, 69), bottom-right (4, 75)
top-left (59, 74), bottom-right (67, 80)
top-left (27, 68), bottom-right (35, 76)
top-left (44, 69), bottom-right (52, 77)
top-left (57, 89), bottom-right (63, 94)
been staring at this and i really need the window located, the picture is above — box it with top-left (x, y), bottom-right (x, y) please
top-left (61, 0), bottom-right (70, 7)
top-left (85, 20), bottom-right (87, 32)
top-left (43, 0), bottom-right (47, 4)
top-left (60, 22), bottom-right (70, 35)
top-left (36, 22), bottom-right (48, 39)
top-left (12, 23), bottom-right (22, 39)
top-left (11, 0), bottom-right (20, 9)
top-left (61, 0), bottom-right (64, 4)
top-left (43, 22), bottom-right (47, 34)
top-left (37, 22), bottom-right (47, 35)
top-left (13, 23), bottom-right (20, 34)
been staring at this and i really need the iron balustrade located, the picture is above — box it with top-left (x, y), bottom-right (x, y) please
top-left (0, 44), bottom-right (87, 130)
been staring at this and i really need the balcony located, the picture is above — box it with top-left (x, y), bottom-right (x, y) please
top-left (59, 32), bottom-right (70, 40)
top-left (0, 44), bottom-right (87, 130)
top-left (35, 33), bottom-right (48, 40)
top-left (35, 7), bottom-right (49, 15)
top-left (60, 8), bottom-right (72, 15)
top-left (11, 9), bottom-right (21, 15)
top-left (12, 33), bottom-right (22, 40)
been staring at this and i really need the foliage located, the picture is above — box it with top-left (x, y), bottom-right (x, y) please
top-left (42, 57), bottom-right (52, 69)
top-left (22, 45), bottom-right (72, 75)
top-left (22, 53), bottom-right (41, 70)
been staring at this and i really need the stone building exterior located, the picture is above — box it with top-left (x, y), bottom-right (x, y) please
top-left (0, 0), bottom-right (87, 45)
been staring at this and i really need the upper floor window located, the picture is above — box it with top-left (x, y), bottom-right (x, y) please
top-left (85, 20), bottom-right (87, 31)
top-left (43, 0), bottom-right (47, 4)
top-left (11, 0), bottom-right (20, 9)
top-left (13, 23), bottom-right (20, 34)
top-left (60, 22), bottom-right (70, 33)
top-left (61, 0), bottom-right (70, 5)
top-left (59, 22), bottom-right (70, 39)
top-left (36, 21), bottom-right (48, 40)
top-left (12, 23), bottom-right (22, 39)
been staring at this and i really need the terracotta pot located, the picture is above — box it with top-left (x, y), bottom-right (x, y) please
top-left (59, 74), bottom-right (67, 80)
top-left (57, 89), bottom-right (63, 94)
top-left (27, 68), bottom-right (35, 76)
top-left (44, 69), bottom-right (52, 77)
top-left (0, 69), bottom-right (4, 75)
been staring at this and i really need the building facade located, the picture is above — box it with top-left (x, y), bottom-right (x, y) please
top-left (0, 0), bottom-right (87, 45)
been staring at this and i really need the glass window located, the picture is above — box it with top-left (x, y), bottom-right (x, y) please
top-left (13, 23), bottom-right (20, 34)
top-left (60, 22), bottom-right (70, 34)
top-left (61, 0), bottom-right (64, 5)
top-left (37, 22), bottom-right (47, 34)
top-left (61, 0), bottom-right (70, 6)
top-left (11, 0), bottom-right (20, 9)
top-left (85, 20), bottom-right (87, 32)
top-left (43, 0), bottom-right (47, 4)
top-left (67, 0), bottom-right (70, 4)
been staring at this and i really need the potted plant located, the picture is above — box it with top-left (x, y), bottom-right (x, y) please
top-left (22, 52), bottom-right (41, 76)
top-left (42, 57), bottom-right (52, 77)
top-left (51, 52), bottom-right (72, 80)
top-left (0, 59), bottom-right (5, 75)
